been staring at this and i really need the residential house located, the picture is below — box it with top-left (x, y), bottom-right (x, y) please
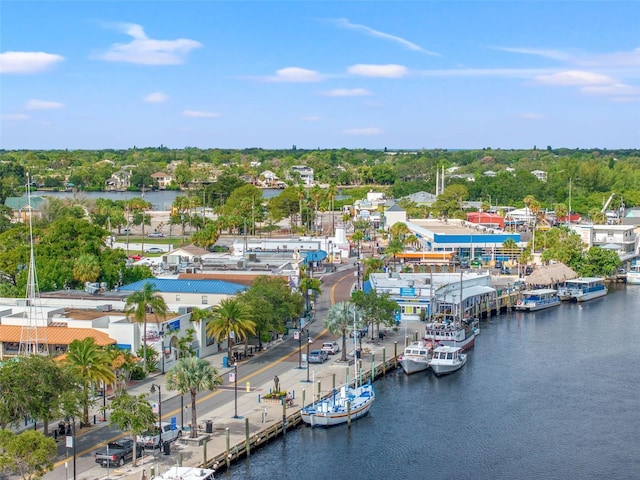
top-left (151, 171), bottom-right (174, 190)
top-left (289, 165), bottom-right (314, 185)
top-left (106, 168), bottom-right (133, 191)
top-left (4, 196), bottom-right (48, 222)
top-left (531, 170), bottom-right (548, 182)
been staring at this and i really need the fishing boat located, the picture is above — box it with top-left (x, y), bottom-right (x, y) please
top-left (301, 312), bottom-right (375, 427)
top-left (153, 466), bottom-right (215, 480)
top-left (627, 261), bottom-right (640, 285)
top-left (429, 345), bottom-right (467, 376)
top-left (424, 317), bottom-right (477, 351)
top-left (515, 289), bottom-right (561, 312)
top-left (558, 277), bottom-right (607, 302)
top-left (398, 340), bottom-right (435, 375)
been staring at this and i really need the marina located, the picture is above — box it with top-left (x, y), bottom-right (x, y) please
top-left (225, 285), bottom-right (640, 480)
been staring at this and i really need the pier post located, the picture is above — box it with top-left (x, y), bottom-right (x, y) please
top-left (371, 354), bottom-right (375, 383)
top-left (382, 347), bottom-right (386, 374)
top-left (332, 373), bottom-right (336, 390)
top-left (282, 400), bottom-right (287, 434)
top-left (394, 342), bottom-right (398, 368)
top-left (302, 389), bottom-right (306, 408)
top-left (245, 418), bottom-right (251, 457)
top-left (347, 401), bottom-right (352, 428)
top-left (225, 427), bottom-right (230, 469)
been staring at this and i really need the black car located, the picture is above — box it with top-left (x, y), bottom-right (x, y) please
top-left (525, 265), bottom-right (534, 275)
top-left (459, 259), bottom-right (470, 269)
top-left (494, 260), bottom-right (503, 269)
top-left (500, 266), bottom-right (512, 275)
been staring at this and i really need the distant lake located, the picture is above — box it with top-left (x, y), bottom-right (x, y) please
top-left (26, 188), bottom-right (284, 211)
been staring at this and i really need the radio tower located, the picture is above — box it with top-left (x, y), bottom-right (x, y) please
top-left (19, 174), bottom-right (48, 356)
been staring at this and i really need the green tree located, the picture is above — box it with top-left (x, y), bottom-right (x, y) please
top-left (385, 236), bottom-right (405, 270)
top-left (324, 302), bottom-right (359, 362)
top-left (298, 272), bottom-right (322, 315)
top-left (72, 253), bottom-right (101, 284)
top-left (0, 429), bottom-right (57, 480)
top-left (576, 246), bottom-right (621, 277)
top-left (125, 282), bottom-right (168, 373)
top-left (351, 289), bottom-right (398, 341)
top-left (65, 337), bottom-right (116, 427)
top-left (109, 392), bottom-right (156, 467)
top-left (431, 184), bottom-right (469, 218)
top-left (165, 357), bottom-right (223, 439)
top-left (206, 298), bottom-right (256, 364)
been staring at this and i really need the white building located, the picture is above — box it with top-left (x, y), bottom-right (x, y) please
top-left (569, 224), bottom-right (639, 259)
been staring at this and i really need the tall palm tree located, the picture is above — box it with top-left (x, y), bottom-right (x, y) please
top-left (66, 337), bottom-right (116, 426)
top-left (166, 357), bottom-right (223, 438)
top-left (323, 302), bottom-right (359, 362)
top-left (298, 271), bottom-right (323, 315)
top-left (206, 298), bottom-right (256, 365)
top-left (125, 282), bottom-right (168, 373)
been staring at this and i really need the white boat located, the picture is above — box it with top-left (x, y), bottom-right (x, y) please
top-left (627, 261), bottom-right (640, 285)
top-left (515, 289), bottom-right (561, 312)
top-left (398, 341), bottom-right (435, 375)
top-left (429, 345), bottom-right (467, 376)
top-left (300, 383), bottom-right (375, 427)
top-left (154, 466), bottom-right (215, 480)
top-left (424, 318), bottom-right (477, 351)
top-left (558, 277), bottom-right (607, 302)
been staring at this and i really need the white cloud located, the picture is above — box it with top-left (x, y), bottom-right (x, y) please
top-left (319, 88), bottom-right (371, 97)
top-left (347, 64), bottom-right (408, 78)
top-left (493, 47), bottom-right (571, 61)
top-left (520, 112), bottom-right (544, 120)
top-left (266, 67), bottom-right (324, 83)
top-left (535, 70), bottom-right (616, 86)
top-left (144, 92), bottom-right (169, 103)
top-left (0, 113), bottom-right (29, 121)
top-left (182, 110), bottom-right (221, 118)
top-left (0, 51), bottom-right (64, 74)
top-left (301, 116), bottom-right (321, 122)
top-left (26, 99), bottom-right (64, 110)
top-left (576, 47), bottom-right (640, 68)
top-left (344, 127), bottom-right (383, 135)
top-left (333, 18), bottom-right (439, 56)
top-left (95, 23), bottom-right (202, 65)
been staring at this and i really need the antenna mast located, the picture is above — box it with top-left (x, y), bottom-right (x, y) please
top-left (19, 173), bottom-right (49, 356)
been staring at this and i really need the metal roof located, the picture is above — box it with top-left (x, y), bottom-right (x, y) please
top-left (120, 278), bottom-right (247, 295)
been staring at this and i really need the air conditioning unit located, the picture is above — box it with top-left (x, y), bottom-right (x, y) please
top-left (16, 299), bottom-right (31, 306)
top-left (178, 306), bottom-right (194, 315)
top-left (97, 304), bottom-right (112, 312)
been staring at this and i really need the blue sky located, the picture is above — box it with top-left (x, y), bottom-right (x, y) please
top-left (1, 1), bottom-right (639, 150)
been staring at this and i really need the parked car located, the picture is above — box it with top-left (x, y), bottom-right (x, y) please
top-left (307, 350), bottom-right (329, 363)
top-left (147, 232), bottom-right (165, 238)
top-left (321, 341), bottom-right (341, 355)
top-left (525, 265), bottom-right (534, 275)
top-left (94, 439), bottom-right (144, 467)
top-left (121, 228), bottom-right (132, 235)
top-left (494, 260), bottom-right (503, 269)
top-left (128, 254), bottom-right (142, 261)
top-left (136, 421), bottom-right (181, 449)
top-left (459, 259), bottom-right (470, 269)
top-left (145, 247), bottom-right (164, 254)
top-left (209, 245), bottom-right (230, 252)
top-left (471, 259), bottom-right (482, 268)
top-left (500, 266), bottom-right (512, 275)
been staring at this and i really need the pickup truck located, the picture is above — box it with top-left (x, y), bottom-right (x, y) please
top-left (136, 421), bottom-right (182, 449)
top-left (94, 439), bottom-right (144, 468)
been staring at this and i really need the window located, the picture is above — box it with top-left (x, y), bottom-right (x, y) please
top-left (202, 296), bottom-right (208, 304)
top-left (176, 294), bottom-right (180, 302)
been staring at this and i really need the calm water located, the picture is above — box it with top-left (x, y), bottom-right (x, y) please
top-left (27, 188), bottom-right (283, 211)
top-left (224, 285), bottom-right (640, 480)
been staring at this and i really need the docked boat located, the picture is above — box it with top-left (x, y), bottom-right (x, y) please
top-left (424, 317), bottom-right (477, 351)
top-left (399, 341), bottom-right (435, 375)
top-left (300, 383), bottom-right (375, 427)
top-left (558, 277), bottom-right (607, 302)
top-left (154, 467), bottom-right (215, 480)
top-left (515, 289), bottom-right (561, 312)
top-left (627, 261), bottom-right (640, 285)
top-left (429, 345), bottom-right (467, 376)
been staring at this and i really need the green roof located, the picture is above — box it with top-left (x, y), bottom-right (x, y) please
top-left (4, 196), bottom-right (48, 210)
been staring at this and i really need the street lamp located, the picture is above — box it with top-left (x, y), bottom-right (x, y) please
top-left (305, 333), bottom-right (313, 383)
top-left (295, 330), bottom-right (303, 369)
top-left (150, 383), bottom-right (162, 448)
top-left (231, 361), bottom-right (240, 419)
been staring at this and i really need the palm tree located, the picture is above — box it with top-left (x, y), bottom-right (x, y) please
top-left (125, 282), bottom-right (168, 373)
top-left (66, 337), bottom-right (116, 426)
top-left (298, 272), bottom-right (322, 315)
top-left (385, 236), bottom-right (405, 270)
top-left (165, 357), bottom-right (223, 438)
top-left (109, 392), bottom-right (156, 467)
top-left (72, 253), bottom-right (101, 284)
top-left (206, 298), bottom-right (256, 365)
top-left (323, 302), bottom-right (359, 362)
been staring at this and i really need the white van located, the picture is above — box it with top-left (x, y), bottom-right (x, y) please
top-left (137, 422), bottom-right (181, 449)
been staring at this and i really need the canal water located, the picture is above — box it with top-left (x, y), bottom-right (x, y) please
top-left (223, 285), bottom-right (640, 480)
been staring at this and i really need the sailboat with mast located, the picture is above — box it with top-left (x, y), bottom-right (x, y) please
top-left (301, 311), bottom-right (375, 427)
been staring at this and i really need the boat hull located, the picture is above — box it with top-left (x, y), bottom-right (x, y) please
top-left (627, 272), bottom-right (640, 285)
top-left (399, 357), bottom-right (430, 375)
top-left (431, 354), bottom-right (467, 376)
top-left (515, 299), bottom-right (561, 311)
top-left (301, 384), bottom-right (375, 427)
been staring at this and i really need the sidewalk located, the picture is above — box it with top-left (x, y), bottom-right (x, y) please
top-left (72, 323), bottom-right (415, 480)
